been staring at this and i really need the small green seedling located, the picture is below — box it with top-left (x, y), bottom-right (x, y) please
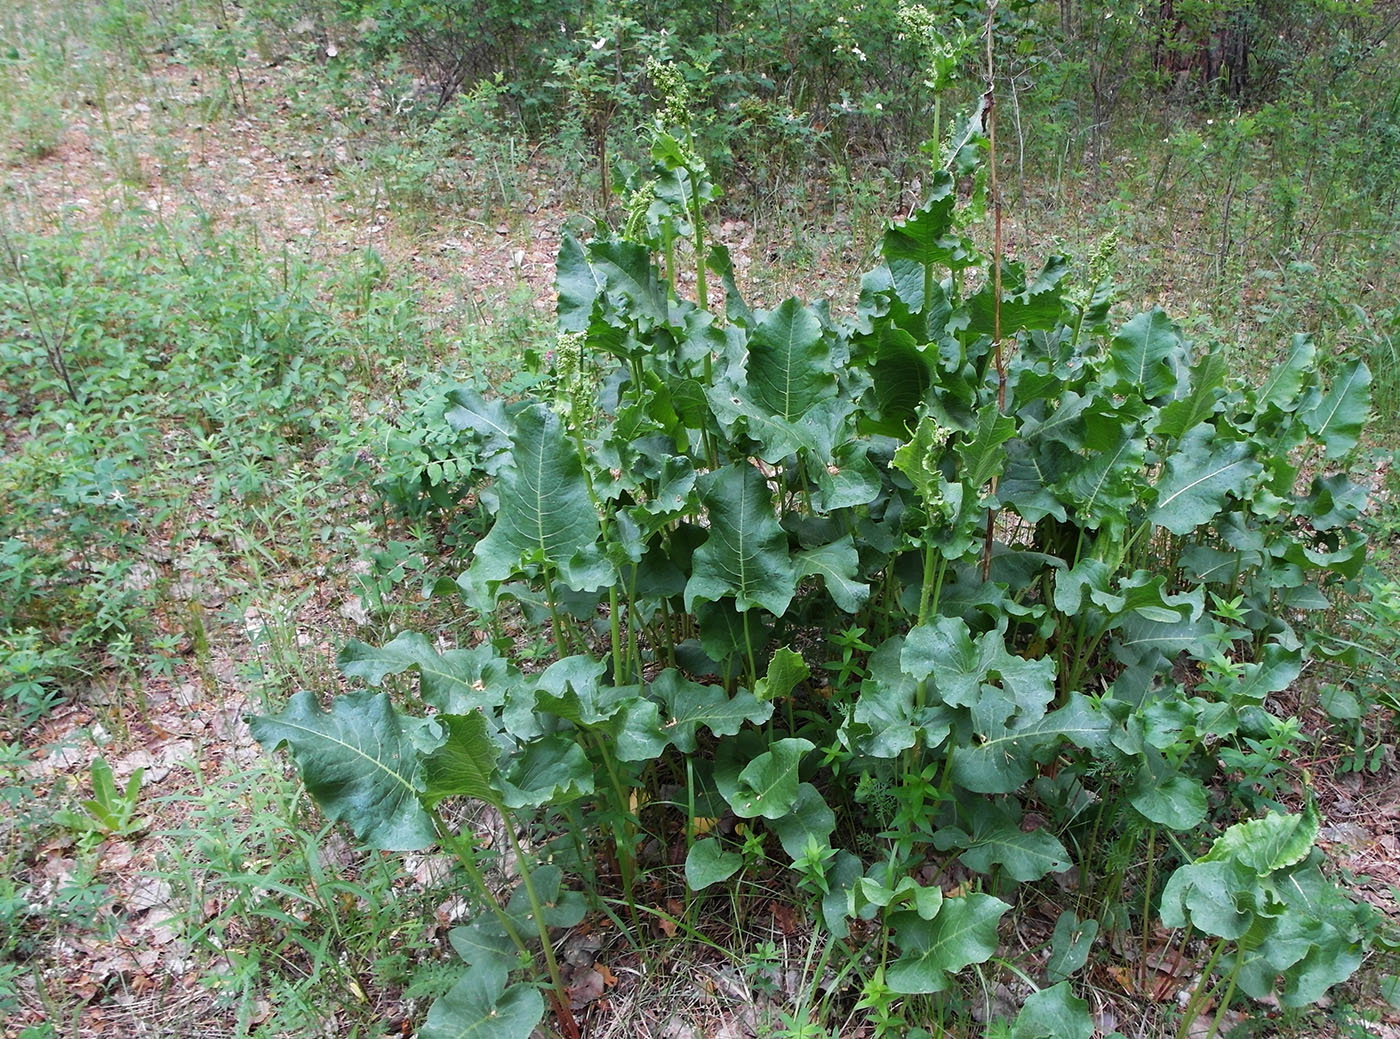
top-left (54, 757), bottom-right (146, 848)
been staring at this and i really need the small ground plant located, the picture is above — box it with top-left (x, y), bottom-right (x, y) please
top-left (256, 129), bottom-right (1379, 1037)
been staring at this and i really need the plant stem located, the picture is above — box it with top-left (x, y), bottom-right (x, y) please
top-left (503, 823), bottom-right (581, 1039)
top-left (430, 809), bottom-right (532, 959)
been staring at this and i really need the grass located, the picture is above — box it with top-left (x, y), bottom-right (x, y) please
top-left (1, 0), bottom-right (1398, 1035)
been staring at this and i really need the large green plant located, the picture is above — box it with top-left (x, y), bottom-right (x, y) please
top-left (255, 146), bottom-right (1375, 1035)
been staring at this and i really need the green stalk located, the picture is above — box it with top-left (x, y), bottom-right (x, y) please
top-left (916, 543), bottom-right (946, 627)
top-left (540, 568), bottom-right (571, 659)
top-left (502, 822), bottom-right (578, 1038)
top-left (1204, 961), bottom-right (1243, 1039)
top-left (625, 565), bottom-right (642, 684)
top-left (692, 180), bottom-right (708, 312)
top-left (430, 810), bottom-right (531, 959)
top-left (609, 585), bottom-right (625, 684)
top-left (584, 729), bottom-right (641, 921)
top-left (1140, 825), bottom-right (1158, 987)
top-left (742, 612), bottom-right (760, 693)
top-left (1175, 934), bottom-right (1227, 1039)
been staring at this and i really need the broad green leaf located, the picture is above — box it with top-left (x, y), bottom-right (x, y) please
top-left (1299, 472), bottom-right (1368, 531)
top-left (903, 617), bottom-right (1055, 717)
top-left (1301, 359), bottom-right (1371, 459)
top-left (1255, 334), bottom-right (1317, 412)
top-left (531, 654), bottom-right (632, 726)
top-left (1046, 913), bottom-right (1098, 985)
top-left (755, 646), bottom-right (810, 703)
top-left (420, 971), bottom-right (543, 1039)
top-left (866, 324), bottom-right (933, 432)
top-left (694, 598), bottom-right (771, 673)
top-left (950, 693), bottom-right (1101, 795)
top-left (815, 439), bottom-right (883, 511)
top-left (1201, 803), bottom-right (1320, 875)
top-left (715, 737), bottom-right (813, 819)
top-left (1155, 349), bottom-right (1226, 440)
top-left (495, 736), bottom-right (594, 810)
top-left (685, 839), bottom-right (744, 890)
top-left (1108, 308), bottom-right (1184, 399)
top-left (338, 634), bottom-right (518, 715)
top-left (1008, 982), bottom-right (1093, 1039)
top-left (770, 783), bottom-right (836, 861)
top-left (447, 922), bottom-right (516, 988)
top-left (886, 895), bottom-right (1011, 994)
top-left (822, 851), bottom-right (866, 938)
top-left (421, 712), bottom-right (502, 807)
top-left (746, 297), bottom-right (836, 421)
top-left (966, 255), bottom-right (1069, 337)
top-left (1052, 558), bottom-right (1111, 616)
top-left (935, 807), bottom-right (1072, 881)
top-left (892, 411), bottom-right (953, 503)
top-left (588, 239), bottom-right (667, 327)
top-left (954, 406), bottom-right (1017, 491)
top-left (1061, 425), bottom-right (1147, 531)
top-left (1233, 643), bottom-right (1302, 701)
top-left (881, 174), bottom-right (966, 308)
top-left (1158, 859), bottom-right (1255, 939)
top-left (1149, 427), bottom-right (1259, 534)
top-left (847, 638), bottom-right (920, 758)
top-left (900, 615), bottom-right (984, 707)
top-left (685, 464), bottom-right (798, 615)
top-left (556, 233), bottom-right (600, 332)
top-left (249, 690), bottom-right (436, 851)
top-left (472, 404), bottom-right (604, 586)
top-left (444, 387), bottom-right (514, 458)
top-left (794, 537), bottom-right (870, 613)
top-left (1129, 772), bottom-right (1207, 830)
top-left (652, 670), bottom-right (772, 752)
top-left (1113, 611), bottom-right (1215, 660)
top-left (503, 865), bottom-right (588, 929)
top-left (707, 243), bottom-right (754, 327)
top-left (1095, 571), bottom-right (1200, 624)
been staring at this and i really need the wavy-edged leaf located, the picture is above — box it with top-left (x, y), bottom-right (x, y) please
top-left (420, 969), bottom-right (543, 1039)
top-left (1109, 308), bottom-right (1184, 399)
top-left (249, 690), bottom-right (436, 851)
top-left (1149, 428), bottom-right (1258, 535)
top-left (685, 839), bottom-right (744, 890)
top-left (472, 403), bottom-right (604, 586)
top-left (794, 537), bottom-right (870, 613)
top-left (422, 712), bottom-right (502, 807)
top-left (339, 633), bottom-right (518, 715)
top-left (1156, 349), bottom-right (1226, 440)
top-left (588, 239), bottom-right (667, 328)
top-left (755, 646), bottom-right (809, 703)
top-left (495, 736), bottom-right (594, 810)
top-left (935, 804), bottom-right (1072, 881)
top-left (1201, 803), bottom-right (1320, 875)
top-left (685, 464), bottom-right (797, 615)
top-left (652, 669), bottom-right (772, 752)
top-left (715, 737), bottom-right (812, 819)
top-left (886, 894), bottom-right (1011, 994)
top-left (955, 406), bottom-right (1017, 493)
top-left (1301, 359), bottom-right (1371, 459)
top-left (444, 386), bottom-right (515, 457)
top-left (746, 297), bottom-right (837, 421)
top-left (556, 233), bottom-right (601, 333)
